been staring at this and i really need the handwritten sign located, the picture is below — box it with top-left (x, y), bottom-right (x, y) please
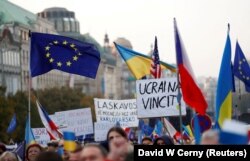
top-left (32, 128), bottom-right (50, 147)
top-left (94, 99), bottom-right (138, 127)
top-left (136, 77), bottom-right (186, 118)
top-left (55, 108), bottom-right (93, 136)
top-left (94, 122), bottom-right (115, 141)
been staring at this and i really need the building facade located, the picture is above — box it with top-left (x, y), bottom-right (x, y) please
top-left (0, 0), bottom-right (138, 99)
top-left (0, 0), bottom-right (71, 94)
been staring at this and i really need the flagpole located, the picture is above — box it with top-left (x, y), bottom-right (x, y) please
top-left (237, 79), bottom-right (241, 120)
top-left (174, 18), bottom-right (183, 145)
top-left (176, 69), bottom-right (184, 145)
top-left (28, 31), bottom-right (32, 128)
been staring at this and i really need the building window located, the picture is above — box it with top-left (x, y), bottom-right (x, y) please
top-left (63, 18), bottom-right (70, 32)
top-left (70, 18), bottom-right (75, 32)
top-left (56, 20), bottom-right (63, 32)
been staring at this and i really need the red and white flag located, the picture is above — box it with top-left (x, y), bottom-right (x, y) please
top-left (36, 100), bottom-right (62, 140)
top-left (150, 37), bottom-right (162, 78)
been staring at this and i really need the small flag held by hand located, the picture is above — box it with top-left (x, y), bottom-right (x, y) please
top-left (63, 131), bottom-right (76, 152)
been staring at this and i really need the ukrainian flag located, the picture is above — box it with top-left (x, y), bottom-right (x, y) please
top-left (216, 26), bottom-right (232, 128)
top-left (25, 116), bottom-right (36, 145)
top-left (63, 131), bottom-right (76, 151)
top-left (114, 42), bottom-right (176, 79)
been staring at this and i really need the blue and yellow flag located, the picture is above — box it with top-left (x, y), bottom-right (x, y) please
top-left (63, 131), bottom-right (76, 152)
top-left (216, 26), bottom-right (232, 128)
top-left (114, 42), bottom-right (176, 79)
top-left (25, 116), bottom-right (36, 145)
top-left (30, 32), bottom-right (100, 78)
top-left (233, 41), bottom-right (250, 92)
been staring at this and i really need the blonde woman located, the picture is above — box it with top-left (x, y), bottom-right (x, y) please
top-left (0, 151), bottom-right (19, 161)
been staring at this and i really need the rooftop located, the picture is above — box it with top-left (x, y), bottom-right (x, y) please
top-left (0, 0), bottom-right (36, 27)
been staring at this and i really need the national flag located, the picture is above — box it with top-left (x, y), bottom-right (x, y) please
top-left (13, 141), bottom-right (26, 161)
top-left (219, 119), bottom-right (248, 144)
top-left (142, 124), bottom-right (155, 136)
top-left (193, 115), bottom-right (201, 144)
top-left (174, 19), bottom-right (207, 115)
top-left (114, 42), bottom-right (176, 79)
top-left (128, 128), bottom-right (136, 141)
top-left (233, 41), bottom-right (250, 92)
top-left (215, 25), bottom-right (233, 128)
top-left (163, 118), bottom-right (179, 138)
top-left (182, 125), bottom-right (194, 138)
top-left (150, 37), bottom-right (162, 78)
top-left (154, 119), bottom-right (163, 136)
top-left (63, 131), bottom-right (77, 152)
top-left (36, 100), bottom-right (62, 140)
top-left (25, 117), bottom-right (36, 145)
top-left (30, 32), bottom-right (100, 78)
top-left (7, 113), bottom-right (17, 134)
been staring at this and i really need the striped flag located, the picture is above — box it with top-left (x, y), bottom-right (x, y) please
top-left (163, 118), bottom-right (179, 138)
top-left (36, 100), bottom-right (62, 140)
top-left (150, 37), bottom-right (162, 78)
top-left (215, 25), bottom-right (232, 128)
top-left (25, 116), bottom-right (36, 145)
top-left (63, 131), bottom-right (76, 152)
top-left (174, 19), bottom-right (207, 115)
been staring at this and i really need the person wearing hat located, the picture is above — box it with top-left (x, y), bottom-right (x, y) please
top-left (26, 144), bottom-right (43, 161)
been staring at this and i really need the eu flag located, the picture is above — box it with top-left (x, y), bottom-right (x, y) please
top-left (7, 113), bottom-right (17, 134)
top-left (233, 41), bottom-right (250, 92)
top-left (30, 32), bottom-right (101, 78)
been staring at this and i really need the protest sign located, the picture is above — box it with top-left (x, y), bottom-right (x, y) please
top-left (136, 77), bottom-right (186, 118)
top-left (55, 108), bottom-right (93, 136)
top-left (94, 99), bottom-right (138, 127)
top-left (94, 122), bottom-right (115, 141)
top-left (32, 128), bottom-right (50, 147)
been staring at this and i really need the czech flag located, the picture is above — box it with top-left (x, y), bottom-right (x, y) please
top-left (36, 100), bottom-right (62, 140)
top-left (174, 19), bottom-right (207, 115)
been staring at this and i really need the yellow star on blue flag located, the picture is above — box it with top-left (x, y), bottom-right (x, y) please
top-left (30, 32), bottom-right (100, 78)
top-left (233, 41), bottom-right (250, 92)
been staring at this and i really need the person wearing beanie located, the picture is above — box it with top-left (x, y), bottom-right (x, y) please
top-left (26, 144), bottom-right (43, 161)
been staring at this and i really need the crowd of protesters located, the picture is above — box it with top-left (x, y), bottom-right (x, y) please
top-left (0, 126), bottom-right (241, 161)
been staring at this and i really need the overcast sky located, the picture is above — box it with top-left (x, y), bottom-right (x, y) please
top-left (9, 0), bottom-right (250, 78)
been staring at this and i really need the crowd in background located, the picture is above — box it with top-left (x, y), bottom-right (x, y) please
top-left (0, 126), bottom-right (222, 161)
